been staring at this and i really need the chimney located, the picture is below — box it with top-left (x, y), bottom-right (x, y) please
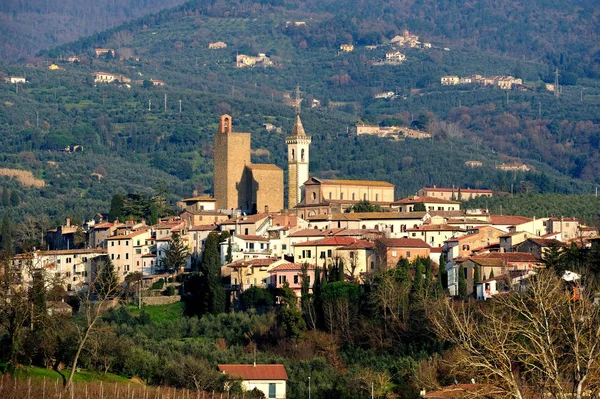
top-left (66, 218), bottom-right (71, 227)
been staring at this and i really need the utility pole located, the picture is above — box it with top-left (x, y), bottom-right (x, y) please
top-left (148, 99), bottom-right (151, 111)
top-left (538, 102), bottom-right (541, 120)
top-left (164, 93), bottom-right (167, 113)
top-left (179, 99), bottom-right (182, 113)
top-left (36, 111), bottom-right (39, 127)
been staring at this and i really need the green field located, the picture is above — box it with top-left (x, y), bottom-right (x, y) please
top-left (128, 301), bottom-right (185, 324)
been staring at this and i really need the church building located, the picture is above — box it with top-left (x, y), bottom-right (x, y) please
top-left (213, 114), bottom-right (283, 214)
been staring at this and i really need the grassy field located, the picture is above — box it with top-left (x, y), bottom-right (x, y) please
top-left (128, 301), bottom-right (185, 324)
top-left (14, 366), bottom-right (134, 384)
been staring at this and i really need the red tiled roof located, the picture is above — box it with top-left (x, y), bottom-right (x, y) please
top-left (336, 240), bottom-right (374, 250)
top-left (106, 228), bottom-right (151, 240)
top-left (489, 215), bottom-right (532, 225)
top-left (218, 364), bottom-right (288, 381)
top-left (93, 222), bottom-right (116, 229)
top-left (377, 238), bottom-right (431, 248)
top-left (392, 196), bottom-right (460, 205)
top-left (422, 187), bottom-right (493, 194)
top-left (472, 252), bottom-right (539, 263)
top-left (190, 224), bottom-right (219, 231)
top-left (294, 236), bottom-right (369, 247)
top-left (236, 234), bottom-right (269, 242)
top-left (289, 228), bottom-right (344, 238)
top-left (406, 224), bottom-right (465, 232)
top-left (270, 263), bottom-right (317, 271)
top-left (220, 213), bottom-right (273, 225)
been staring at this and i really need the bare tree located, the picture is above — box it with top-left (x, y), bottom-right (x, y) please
top-left (65, 258), bottom-right (120, 389)
top-left (430, 270), bottom-right (600, 398)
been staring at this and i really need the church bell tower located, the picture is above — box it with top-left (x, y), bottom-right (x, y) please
top-left (286, 86), bottom-right (311, 210)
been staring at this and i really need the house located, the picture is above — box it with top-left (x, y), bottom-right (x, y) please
top-left (150, 79), bottom-right (166, 86)
top-left (443, 226), bottom-right (507, 260)
top-left (67, 56), bottom-right (81, 63)
top-left (546, 217), bottom-right (580, 240)
top-left (441, 75), bottom-right (460, 85)
top-left (340, 44), bottom-right (354, 52)
top-left (475, 270), bottom-right (536, 300)
top-left (179, 209), bottom-right (229, 226)
top-left (306, 212), bottom-right (428, 237)
top-left (464, 160), bottom-right (483, 167)
top-left (418, 186), bottom-right (493, 200)
top-left (209, 41), bottom-right (227, 49)
top-left (392, 196), bottom-right (460, 212)
top-left (385, 50), bottom-right (406, 63)
top-left (220, 213), bottom-right (274, 237)
top-left (293, 236), bottom-right (375, 276)
top-left (222, 257), bottom-right (287, 291)
top-left (88, 221), bottom-right (122, 248)
top-left (95, 48), bottom-right (115, 57)
top-left (375, 238), bottom-right (431, 269)
top-left (499, 231), bottom-right (536, 253)
top-left (220, 234), bottom-right (272, 264)
top-left (46, 218), bottom-right (80, 250)
top-left (495, 163), bottom-right (530, 172)
top-left (178, 195), bottom-right (217, 212)
top-left (5, 76), bottom-right (26, 84)
top-left (12, 248), bottom-right (108, 291)
top-left (268, 262), bottom-right (318, 296)
top-left (515, 237), bottom-right (565, 259)
top-left (93, 71), bottom-right (120, 83)
top-left (218, 364), bottom-right (288, 399)
top-left (405, 224), bottom-right (466, 248)
top-left (106, 228), bottom-right (153, 280)
top-left (295, 177), bottom-right (395, 219)
top-left (236, 54), bottom-right (273, 68)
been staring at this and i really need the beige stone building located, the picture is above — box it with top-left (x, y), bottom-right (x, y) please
top-left (295, 178), bottom-right (395, 218)
top-left (213, 114), bottom-right (283, 214)
top-left (418, 186), bottom-right (493, 200)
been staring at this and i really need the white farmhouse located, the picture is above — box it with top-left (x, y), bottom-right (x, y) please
top-left (218, 364), bottom-right (288, 399)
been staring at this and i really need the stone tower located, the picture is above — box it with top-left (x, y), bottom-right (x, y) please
top-left (214, 114), bottom-right (251, 211)
top-left (286, 113), bottom-right (311, 209)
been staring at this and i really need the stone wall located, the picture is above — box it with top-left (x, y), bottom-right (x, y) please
top-left (142, 295), bottom-right (181, 306)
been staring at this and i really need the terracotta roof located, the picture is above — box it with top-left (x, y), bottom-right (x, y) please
top-left (289, 228), bottom-right (345, 237)
top-left (14, 248), bottom-right (107, 258)
top-left (182, 196), bottom-right (216, 202)
top-left (447, 218), bottom-right (490, 224)
top-left (294, 236), bottom-right (370, 247)
top-left (180, 209), bottom-right (226, 216)
top-left (489, 215), bottom-right (532, 225)
top-left (336, 240), bottom-right (374, 250)
top-left (308, 212), bottom-right (427, 221)
top-left (406, 224), bottom-right (465, 232)
top-left (306, 177), bottom-right (394, 187)
top-left (236, 234), bottom-right (269, 242)
top-left (225, 257), bottom-right (280, 268)
top-left (392, 196), bottom-right (460, 205)
top-left (270, 263), bottom-right (317, 271)
top-left (549, 217), bottom-right (578, 222)
top-left (472, 252), bottom-right (540, 263)
top-left (220, 213), bottom-right (272, 225)
top-left (525, 238), bottom-right (565, 247)
top-left (190, 224), bottom-right (219, 231)
top-left (246, 163), bottom-right (282, 171)
top-left (93, 222), bottom-right (117, 229)
top-left (422, 187), bottom-right (493, 194)
top-left (218, 364), bottom-right (288, 381)
top-left (106, 228), bottom-right (151, 240)
top-left (377, 238), bottom-right (431, 248)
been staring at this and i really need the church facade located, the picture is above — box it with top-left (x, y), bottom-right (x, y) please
top-left (213, 114), bottom-right (284, 214)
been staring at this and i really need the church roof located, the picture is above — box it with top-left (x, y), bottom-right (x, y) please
top-left (291, 113), bottom-right (307, 136)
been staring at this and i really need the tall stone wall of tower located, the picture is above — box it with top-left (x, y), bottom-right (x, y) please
top-left (243, 165), bottom-right (284, 214)
top-left (213, 114), bottom-right (251, 211)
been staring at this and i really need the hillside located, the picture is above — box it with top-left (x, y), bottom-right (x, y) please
top-left (1, 0), bottom-right (600, 222)
top-left (0, 0), bottom-right (189, 61)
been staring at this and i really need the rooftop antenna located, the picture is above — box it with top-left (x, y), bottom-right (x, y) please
top-left (253, 344), bottom-right (257, 367)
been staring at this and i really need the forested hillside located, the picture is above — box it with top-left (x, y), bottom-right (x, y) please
top-left (0, 0), bottom-right (189, 61)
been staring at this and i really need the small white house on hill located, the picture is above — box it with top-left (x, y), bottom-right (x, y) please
top-left (218, 364), bottom-right (288, 399)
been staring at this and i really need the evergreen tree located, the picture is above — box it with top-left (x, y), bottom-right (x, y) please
top-left (413, 202), bottom-right (427, 212)
top-left (425, 258), bottom-right (433, 296)
top-left (108, 194), bottom-right (124, 222)
top-left (474, 264), bottom-right (480, 283)
top-left (1, 213), bottom-right (13, 256)
top-left (412, 258), bottom-right (424, 300)
top-left (226, 237), bottom-right (233, 264)
top-left (489, 269), bottom-right (495, 279)
top-left (458, 265), bottom-right (467, 299)
top-left (200, 232), bottom-right (226, 314)
top-left (1, 186), bottom-right (9, 207)
top-left (457, 188), bottom-right (462, 201)
top-left (161, 233), bottom-right (188, 273)
top-left (338, 259), bottom-right (345, 282)
top-left (9, 191), bottom-right (19, 207)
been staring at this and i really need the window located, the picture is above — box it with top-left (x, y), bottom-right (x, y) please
top-left (111, 254), bottom-right (114, 260)
top-left (137, 240), bottom-right (140, 246)
top-left (340, 192), bottom-right (344, 200)
top-left (320, 251), bottom-right (325, 259)
top-left (268, 383), bottom-right (276, 399)
top-left (307, 276), bottom-right (311, 285)
top-left (329, 192), bottom-right (332, 200)
top-left (312, 192), bottom-right (317, 200)
top-left (364, 193), bottom-right (367, 201)
top-left (376, 194), bottom-right (379, 201)
top-left (244, 228), bottom-right (249, 235)
top-left (279, 275), bottom-right (287, 284)
top-left (126, 241), bottom-right (129, 246)
top-left (282, 244), bottom-right (287, 250)
top-left (327, 249), bottom-right (332, 258)
top-left (294, 275), bottom-right (298, 284)
top-left (307, 250), bottom-right (312, 258)
top-left (392, 250), bottom-right (397, 257)
top-left (118, 240), bottom-right (121, 246)
top-left (352, 193), bottom-right (355, 200)
top-left (111, 241), bottom-right (114, 247)
top-left (301, 149), bottom-right (305, 161)
top-left (125, 253), bottom-right (129, 260)
top-left (291, 149), bottom-right (295, 161)
top-left (66, 258), bottom-right (72, 263)
top-left (302, 250), bottom-right (306, 259)
top-left (407, 251), bottom-right (411, 258)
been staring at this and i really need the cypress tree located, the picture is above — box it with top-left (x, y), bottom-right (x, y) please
top-left (338, 259), bottom-right (345, 282)
top-left (9, 191), bottom-right (20, 207)
top-left (201, 233), bottom-right (226, 314)
top-left (489, 269), bottom-right (495, 279)
top-left (1, 186), bottom-right (8, 207)
top-left (458, 265), bottom-right (467, 299)
top-left (1, 212), bottom-right (13, 255)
